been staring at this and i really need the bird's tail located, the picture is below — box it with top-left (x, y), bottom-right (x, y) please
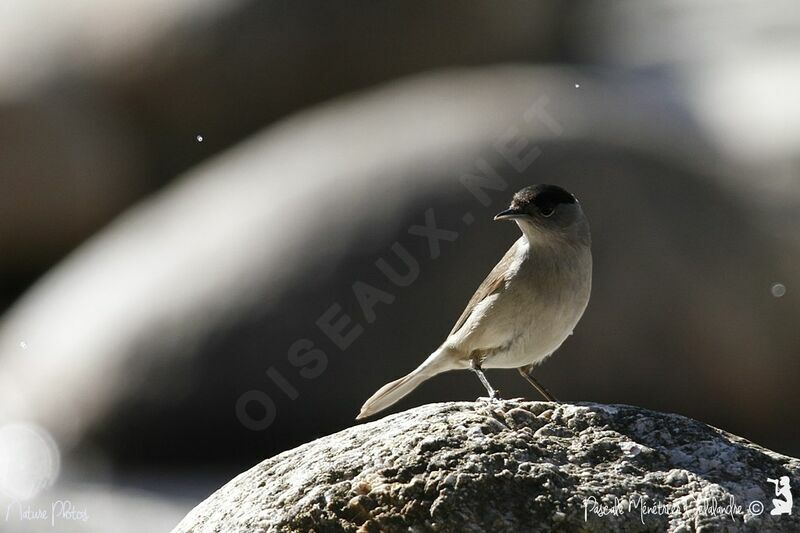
top-left (356, 348), bottom-right (454, 420)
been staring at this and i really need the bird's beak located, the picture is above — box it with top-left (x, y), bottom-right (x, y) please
top-left (494, 208), bottom-right (525, 221)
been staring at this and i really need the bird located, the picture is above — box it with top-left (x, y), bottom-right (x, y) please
top-left (356, 184), bottom-right (592, 420)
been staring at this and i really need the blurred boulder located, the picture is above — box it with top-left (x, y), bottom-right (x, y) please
top-left (574, 0), bottom-right (800, 221)
top-left (0, 93), bottom-right (147, 308)
top-left (0, 0), bottom-right (562, 308)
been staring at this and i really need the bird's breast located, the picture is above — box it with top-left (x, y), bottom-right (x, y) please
top-left (483, 242), bottom-right (591, 368)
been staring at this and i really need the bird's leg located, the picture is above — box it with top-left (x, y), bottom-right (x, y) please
top-left (518, 364), bottom-right (558, 402)
top-left (470, 359), bottom-right (499, 400)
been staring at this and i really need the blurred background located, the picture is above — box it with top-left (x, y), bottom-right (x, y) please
top-left (1, 1), bottom-right (799, 531)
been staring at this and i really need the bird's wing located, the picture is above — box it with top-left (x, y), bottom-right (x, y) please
top-left (448, 238), bottom-right (521, 337)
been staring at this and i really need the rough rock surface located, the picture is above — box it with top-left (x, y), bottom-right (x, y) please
top-left (173, 401), bottom-right (799, 532)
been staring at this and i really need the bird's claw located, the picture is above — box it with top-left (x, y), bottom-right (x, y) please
top-left (476, 392), bottom-right (502, 403)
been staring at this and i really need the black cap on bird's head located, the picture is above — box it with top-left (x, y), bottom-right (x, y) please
top-left (494, 184), bottom-right (589, 244)
top-left (494, 184), bottom-right (578, 221)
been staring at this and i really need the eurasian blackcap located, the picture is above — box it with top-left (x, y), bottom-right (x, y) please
top-left (357, 184), bottom-right (591, 419)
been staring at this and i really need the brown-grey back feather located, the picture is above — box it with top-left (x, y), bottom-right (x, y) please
top-left (448, 239), bottom-right (521, 337)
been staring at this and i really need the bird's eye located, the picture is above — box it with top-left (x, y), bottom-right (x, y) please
top-left (541, 206), bottom-right (555, 217)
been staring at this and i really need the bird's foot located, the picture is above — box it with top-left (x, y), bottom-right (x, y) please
top-left (476, 391), bottom-right (502, 403)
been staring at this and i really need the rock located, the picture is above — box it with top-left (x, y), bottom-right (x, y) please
top-left (172, 401), bottom-right (800, 532)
